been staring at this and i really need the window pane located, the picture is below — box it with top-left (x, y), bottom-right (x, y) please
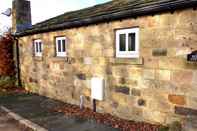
top-left (128, 33), bottom-right (135, 51)
top-left (119, 34), bottom-right (126, 51)
top-left (62, 40), bottom-right (66, 52)
top-left (36, 42), bottom-right (39, 52)
top-left (39, 42), bottom-right (42, 52)
top-left (58, 40), bottom-right (61, 52)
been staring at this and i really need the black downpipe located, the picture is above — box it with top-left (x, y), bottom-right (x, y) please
top-left (14, 37), bottom-right (22, 87)
top-left (93, 99), bottom-right (96, 112)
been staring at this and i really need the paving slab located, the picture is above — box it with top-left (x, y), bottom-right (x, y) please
top-left (0, 110), bottom-right (30, 131)
top-left (0, 93), bottom-right (119, 131)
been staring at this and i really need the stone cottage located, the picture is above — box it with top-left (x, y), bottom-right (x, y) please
top-left (13, 0), bottom-right (197, 129)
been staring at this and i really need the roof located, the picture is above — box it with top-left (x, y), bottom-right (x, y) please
top-left (16, 0), bottom-right (197, 37)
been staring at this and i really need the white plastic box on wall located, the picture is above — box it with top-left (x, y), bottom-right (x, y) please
top-left (91, 77), bottom-right (104, 101)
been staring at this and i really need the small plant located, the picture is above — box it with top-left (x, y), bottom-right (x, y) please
top-left (0, 76), bottom-right (16, 88)
top-left (159, 126), bottom-right (169, 131)
top-left (169, 121), bottom-right (182, 131)
top-left (158, 121), bottom-right (182, 131)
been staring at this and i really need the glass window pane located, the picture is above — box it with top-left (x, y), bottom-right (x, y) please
top-left (39, 42), bottom-right (42, 52)
top-left (36, 42), bottom-right (39, 52)
top-left (119, 34), bottom-right (126, 51)
top-left (62, 40), bottom-right (66, 52)
top-left (128, 33), bottom-right (135, 51)
top-left (58, 40), bottom-right (61, 52)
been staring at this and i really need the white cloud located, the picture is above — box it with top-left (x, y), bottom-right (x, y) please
top-left (31, 0), bottom-right (97, 24)
top-left (0, 0), bottom-right (12, 34)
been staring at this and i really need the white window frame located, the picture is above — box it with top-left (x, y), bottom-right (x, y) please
top-left (33, 39), bottom-right (43, 57)
top-left (116, 27), bottom-right (139, 58)
top-left (55, 37), bottom-right (67, 57)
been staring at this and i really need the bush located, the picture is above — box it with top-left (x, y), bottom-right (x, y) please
top-left (0, 76), bottom-right (16, 88)
top-left (0, 34), bottom-right (15, 76)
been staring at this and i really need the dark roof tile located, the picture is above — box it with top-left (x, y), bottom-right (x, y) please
top-left (16, 0), bottom-right (197, 36)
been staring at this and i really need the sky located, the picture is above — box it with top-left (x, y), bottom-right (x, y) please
top-left (0, 0), bottom-right (110, 34)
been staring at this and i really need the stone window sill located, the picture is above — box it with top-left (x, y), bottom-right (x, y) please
top-left (51, 56), bottom-right (75, 64)
top-left (187, 61), bottom-right (197, 64)
top-left (33, 56), bottom-right (43, 61)
top-left (51, 57), bottom-right (67, 62)
top-left (110, 57), bottom-right (144, 65)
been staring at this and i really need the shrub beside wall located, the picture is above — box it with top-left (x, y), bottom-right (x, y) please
top-left (0, 34), bottom-right (16, 87)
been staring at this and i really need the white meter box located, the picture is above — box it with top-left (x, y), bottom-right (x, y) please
top-left (91, 77), bottom-right (104, 101)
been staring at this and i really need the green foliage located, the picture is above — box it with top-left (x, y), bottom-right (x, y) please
top-left (159, 121), bottom-right (182, 131)
top-left (25, 82), bottom-right (39, 93)
top-left (159, 126), bottom-right (169, 131)
top-left (0, 76), bottom-right (16, 88)
top-left (169, 121), bottom-right (182, 131)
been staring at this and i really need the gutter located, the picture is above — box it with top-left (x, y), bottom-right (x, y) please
top-left (13, 35), bottom-right (22, 87)
top-left (15, 0), bottom-right (197, 37)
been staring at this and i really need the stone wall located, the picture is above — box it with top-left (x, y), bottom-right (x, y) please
top-left (18, 8), bottom-right (197, 125)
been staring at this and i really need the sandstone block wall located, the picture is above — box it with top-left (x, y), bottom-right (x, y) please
top-left (18, 8), bottom-right (197, 125)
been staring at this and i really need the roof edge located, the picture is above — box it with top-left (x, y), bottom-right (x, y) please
top-left (15, 0), bottom-right (197, 37)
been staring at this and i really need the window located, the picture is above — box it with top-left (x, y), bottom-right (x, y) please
top-left (55, 37), bottom-right (67, 57)
top-left (116, 28), bottom-right (139, 58)
top-left (33, 39), bottom-right (43, 57)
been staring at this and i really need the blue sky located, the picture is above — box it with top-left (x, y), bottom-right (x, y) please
top-left (0, 0), bottom-right (110, 33)
top-left (96, 0), bottom-right (110, 3)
